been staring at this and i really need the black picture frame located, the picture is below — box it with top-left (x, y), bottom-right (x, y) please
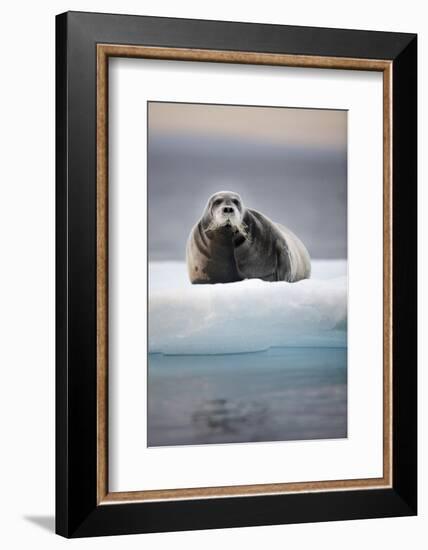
top-left (56, 11), bottom-right (417, 538)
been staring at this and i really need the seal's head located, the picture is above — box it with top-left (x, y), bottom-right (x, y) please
top-left (202, 191), bottom-right (246, 236)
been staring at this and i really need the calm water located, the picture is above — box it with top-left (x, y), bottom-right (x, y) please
top-left (147, 347), bottom-right (347, 446)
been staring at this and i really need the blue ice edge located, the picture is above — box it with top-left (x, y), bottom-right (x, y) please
top-left (149, 344), bottom-right (347, 358)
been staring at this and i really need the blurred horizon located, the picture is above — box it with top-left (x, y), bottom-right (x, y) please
top-left (148, 102), bottom-right (347, 260)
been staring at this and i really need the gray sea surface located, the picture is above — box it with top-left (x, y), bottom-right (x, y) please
top-left (147, 347), bottom-right (347, 446)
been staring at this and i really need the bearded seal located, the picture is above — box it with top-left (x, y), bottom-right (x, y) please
top-left (186, 191), bottom-right (311, 284)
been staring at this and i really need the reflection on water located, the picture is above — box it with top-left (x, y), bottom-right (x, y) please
top-left (147, 347), bottom-right (347, 447)
top-left (192, 398), bottom-right (269, 435)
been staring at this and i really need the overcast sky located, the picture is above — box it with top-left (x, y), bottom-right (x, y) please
top-left (148, 102), bottom-right (347, 260)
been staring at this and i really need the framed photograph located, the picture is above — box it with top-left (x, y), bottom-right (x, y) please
top-left (56, 11), bottom-right (417, 537)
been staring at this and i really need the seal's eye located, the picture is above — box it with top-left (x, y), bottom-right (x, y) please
top-left (213, 199), bottom-right (222, 207)
top-left (232, 199), bottom-right (240, 207)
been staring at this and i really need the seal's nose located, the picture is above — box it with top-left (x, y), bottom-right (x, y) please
top-left (223, 206), bottom-right (234, 214)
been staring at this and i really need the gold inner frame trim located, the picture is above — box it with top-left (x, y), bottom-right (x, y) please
top-left (96, 44), bottom-right (393, 505)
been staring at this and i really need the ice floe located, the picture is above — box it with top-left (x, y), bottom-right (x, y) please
top-left (149, 261), bottom-right (347, 355)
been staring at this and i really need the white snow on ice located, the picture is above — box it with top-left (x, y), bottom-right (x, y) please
top-left (149, 261), bottom-right (347, 355)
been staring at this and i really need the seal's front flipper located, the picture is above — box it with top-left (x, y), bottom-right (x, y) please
top-left (234, 237), bottom-right (277, 282)
top-left (233, 232), bottom-right (246, 248)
